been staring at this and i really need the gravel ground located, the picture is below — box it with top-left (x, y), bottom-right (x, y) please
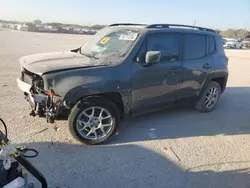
top-left (1, 29), bottom-right (250, 188)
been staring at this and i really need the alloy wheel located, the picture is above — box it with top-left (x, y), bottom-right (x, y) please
top-left (76, 106), bottom-right (113, 140)
top-left (204, 87), bottom-right (219, 109)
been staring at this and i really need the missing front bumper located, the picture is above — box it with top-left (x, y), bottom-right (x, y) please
top-left (17, 77), bottom-right (48, 106)
top-left (17, 77), bottom-right (60, 123)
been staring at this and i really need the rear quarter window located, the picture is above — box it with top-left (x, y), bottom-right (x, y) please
top-left (216, 36), bottom-right (226, 55)
top-left (209, 36), bottom-right (216, 54)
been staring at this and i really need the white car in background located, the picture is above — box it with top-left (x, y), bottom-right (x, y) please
top-left (223, 38), bottom-right (243, 49)
top-left (36, 25), bottom-right (47, 32)
top-left (45, 26), bottom-right (58, 32)
top-left (242, 38), bottom-right (250, 48)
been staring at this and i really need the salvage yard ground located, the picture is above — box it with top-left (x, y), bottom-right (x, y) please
top-left (1, 29), bottom-right (250, 188)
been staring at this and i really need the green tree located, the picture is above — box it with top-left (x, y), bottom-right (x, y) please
top-left (220, 29), bottom-right (250, 39)
top-left (215, 29), bottom-right (222, 34)
top-left (33, 19), bottom-right (42, 25)
top-left (220, 29), bottom-right (235, 38)
top-left (235, 29), bottom-right (249, 39)
top-left (46, 22), bottom-right (63, 27)
top-left (90, 24), bottom-right (106, 30)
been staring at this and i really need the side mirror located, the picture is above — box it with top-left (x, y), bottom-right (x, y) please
top-left (145, 51), bottom-right (161, 65)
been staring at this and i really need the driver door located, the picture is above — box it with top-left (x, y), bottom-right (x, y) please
top-left (131, 32), bottom-right (183, 114)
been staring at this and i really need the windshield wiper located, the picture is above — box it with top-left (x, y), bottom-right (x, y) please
top-left (81, 53), bottom-right (99, 59)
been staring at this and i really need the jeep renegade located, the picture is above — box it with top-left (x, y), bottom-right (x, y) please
top-left (17, 23), bottom-right (228, 144)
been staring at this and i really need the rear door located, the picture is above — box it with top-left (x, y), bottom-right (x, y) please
top-left (178, 33), bottom-right (215, 100)
top-left (131, 32), bottom-right (183, 114)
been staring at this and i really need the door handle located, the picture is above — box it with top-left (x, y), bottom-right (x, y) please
top-left (202, 63), bottom-right (212, 69)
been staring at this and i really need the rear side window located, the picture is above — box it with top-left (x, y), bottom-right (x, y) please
top-left (216, 36), bottom-right (225, 55)
top-left (147, 33), bottom-right (180, 61)
top-left (183, 34), bottom-right (206, 60)
top-left (209, 36), bottom-right (216, 54)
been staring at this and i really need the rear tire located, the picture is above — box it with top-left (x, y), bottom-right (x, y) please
top-left (68, 97), bottom-right (120, 145)
top-left (195, 81), bottom-right (221, 113)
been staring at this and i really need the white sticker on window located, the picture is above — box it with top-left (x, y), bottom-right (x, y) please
top-left (119, 33), bottom-right (138, 41)
top-left (91, 45), bottom-right (105, 52)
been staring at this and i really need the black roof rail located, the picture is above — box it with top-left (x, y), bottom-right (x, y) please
top-left (146, 24), bottom-right (216, 33)
top-left (109, 23), bottom-right (147, 27)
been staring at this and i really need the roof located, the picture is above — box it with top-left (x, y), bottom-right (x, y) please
top-left (109, 23), bottom-right (216, 34)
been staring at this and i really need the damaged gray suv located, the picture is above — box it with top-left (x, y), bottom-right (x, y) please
top-left (17, 23), bottom-right (228, 144)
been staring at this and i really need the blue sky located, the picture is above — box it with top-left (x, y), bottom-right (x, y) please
top-left (1, 0), bottom-right (250, 29)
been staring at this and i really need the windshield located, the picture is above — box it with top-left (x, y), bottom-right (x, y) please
top-left (80, 28), bottom-right (140, 60)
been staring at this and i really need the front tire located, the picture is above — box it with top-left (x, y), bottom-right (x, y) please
top-left (195, 81), bottom-right (221, 113)
top-left (68, 97), bottom-right (120, 145)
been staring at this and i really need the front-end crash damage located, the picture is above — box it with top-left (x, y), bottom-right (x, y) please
top-left (16, 36), bottom-right (130, 124)
top-left (17, 68), bottom-right (62, 123)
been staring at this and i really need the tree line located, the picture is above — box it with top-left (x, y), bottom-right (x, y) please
top-left (0, 19), bottom-right (106, 30)
top-left (215, 29), bottom-right (250, 39)
top-left (1, 19), bottom-right (250, 37)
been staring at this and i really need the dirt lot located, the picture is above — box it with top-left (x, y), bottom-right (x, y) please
top-left (1, 29), bottom-right (250, 188)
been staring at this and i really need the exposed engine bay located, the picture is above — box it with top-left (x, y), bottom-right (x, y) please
top-left (18, 68), bottom-right (61, 123)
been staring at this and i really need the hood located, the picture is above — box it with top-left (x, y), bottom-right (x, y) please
top-left (19, 51), bottom-right (104, 75)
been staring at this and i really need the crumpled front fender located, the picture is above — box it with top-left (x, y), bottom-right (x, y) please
top-left (63, 85), bottom-right (100, 106)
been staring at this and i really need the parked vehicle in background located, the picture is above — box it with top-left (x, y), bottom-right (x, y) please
top-left (82, 29), bottom-right (89, 34)
top-left (223, 38), bottom-right (243, 49)
top-left (88, 30), bottom-right (97, 35)
top-left (1, 24), bottom-right (9, 28)
top-left (81, 29), bottom-right (97, 35)
top-left (63, 27), bottom-right (74, 34)
top-left (222, 38), bottom-right (226, 45)
top-left (14, 25), bottom-right (18, 30)
top-left (2, 22), bottom-right (99, 35)
top-left (16, 23), bottom-right (228, 144)
top-left (9, 24), bottom-right (18, 30)
top-left (17, 24), bottom-right (28, 31)
top-left (26, 23), bottom-right (37, 32)
top-left (55, 26), bottom-right (65, 33)
top-left (36, 25), bottom-right (47, 32)
top-left (242, 38), bottom-right (250, 48)
top-left (45, 26), bottom-right (58, 33)
top-left (74, 28), bottom-right (84, 34)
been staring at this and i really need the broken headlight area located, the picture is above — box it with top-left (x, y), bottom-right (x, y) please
top-left (21, 69), bottom-right (62, 123)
